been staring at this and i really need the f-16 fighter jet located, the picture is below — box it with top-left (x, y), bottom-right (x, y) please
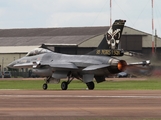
top-left (8, 20), bottom-right (150, 90)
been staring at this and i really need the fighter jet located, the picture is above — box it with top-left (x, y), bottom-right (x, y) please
top-left (8, 20), bottom-right (150, 90)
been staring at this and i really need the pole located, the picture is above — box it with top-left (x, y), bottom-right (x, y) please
top-left (155, 29), bottom-right (157, 53)
top-left (110, 0), bottom-right (112, 26)
top-left (151, 0), bottom-right (155, 54)
top-left (2, 57), bottom-right (4, 74)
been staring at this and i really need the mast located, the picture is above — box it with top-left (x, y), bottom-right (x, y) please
top-left (151, 0), bottom-right (155, 54)
top-left (155, 29), bottom-right (157, 53)
top-left (110, 0), bottom-right (112, 26)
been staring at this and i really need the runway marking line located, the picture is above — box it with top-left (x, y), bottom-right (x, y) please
top-left (0, 95), bottom-right (161, 99)
top-left (1, 107), bottom-right (161, 111)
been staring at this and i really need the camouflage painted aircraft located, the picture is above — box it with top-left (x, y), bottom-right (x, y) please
top-left (8, 20), bottom-right (150, 90)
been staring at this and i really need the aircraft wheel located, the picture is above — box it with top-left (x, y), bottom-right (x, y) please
top-left (61, 81), bottom-right (68, 90)
top-left (43, 83), bottom-right (48, 90)
top-left (86, 81), bottom-right (95, 90)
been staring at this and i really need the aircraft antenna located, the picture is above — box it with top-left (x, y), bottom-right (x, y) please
top-left (151, 0), bottom-right (155, 54)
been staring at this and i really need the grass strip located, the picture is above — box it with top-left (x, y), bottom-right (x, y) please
top-left (0, 78), bottom-right (161, 90)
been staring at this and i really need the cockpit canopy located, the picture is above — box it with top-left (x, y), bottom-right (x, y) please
top-left (26, 48), bottom-right (52, 56)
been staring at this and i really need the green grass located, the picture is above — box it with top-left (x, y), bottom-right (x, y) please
top-left (0, 78), bottom-right (161, 90)
top-left (96, 80), bottom-right (161, 90)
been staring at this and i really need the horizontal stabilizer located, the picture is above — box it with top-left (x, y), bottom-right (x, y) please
top-left (83, 64), bottom-right (109, 71)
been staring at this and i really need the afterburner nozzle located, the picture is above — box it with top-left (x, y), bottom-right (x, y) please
top-left (117, 60), bottom-right (127, 71)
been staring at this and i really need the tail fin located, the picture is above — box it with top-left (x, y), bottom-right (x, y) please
top-left (98, 19), bottom-right (126, 49)
top-left (87, 19), bottom-right (126, 56)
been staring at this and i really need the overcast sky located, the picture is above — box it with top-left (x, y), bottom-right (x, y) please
top-left (0, 0), bottom-right (161, 37)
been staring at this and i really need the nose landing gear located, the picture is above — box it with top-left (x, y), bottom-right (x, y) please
top-left (42, 76), bottom-right (51, 90)
top-left (43, 83), bottom-right (48, 90)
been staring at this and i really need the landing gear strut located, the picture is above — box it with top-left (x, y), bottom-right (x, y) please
top-left (42, 77), bottom-right (51, 90)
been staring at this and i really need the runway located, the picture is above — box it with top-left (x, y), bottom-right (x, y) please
top-left (0, 90), bottom-right (161, 120)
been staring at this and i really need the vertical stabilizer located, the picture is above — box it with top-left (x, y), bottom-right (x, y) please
top-left (87, 20), bottom-right (126, 56)
top-left (98, 19), bottom-right (126, 49)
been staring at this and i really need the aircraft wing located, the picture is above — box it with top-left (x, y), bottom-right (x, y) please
top-left (83, 64), bottom-right (109, 71)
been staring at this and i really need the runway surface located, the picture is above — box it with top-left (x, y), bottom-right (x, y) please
top-left (0, 90), bottom-right (161, 120)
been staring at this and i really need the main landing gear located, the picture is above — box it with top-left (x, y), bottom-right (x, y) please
top-left (86, 81), bottom-right (95, 90)
top-left (42, 75), bottom-right (95, 90)
top-left (60, 79), bottom-right (95, 90)
top-left (61, 75), bottom-right (74, 90)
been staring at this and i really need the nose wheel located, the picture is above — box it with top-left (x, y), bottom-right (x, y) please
top-left (42, 77), bottom-right (50, 90)
top-left (43, 83), bottom-right (48, 90)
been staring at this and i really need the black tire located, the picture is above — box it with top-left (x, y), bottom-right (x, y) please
top-left (61, 81), bottom-right (68, 90)
top-left (43, 83), bottom-right (48, 90)
top-left (86, 81), bottom-right (95, 90)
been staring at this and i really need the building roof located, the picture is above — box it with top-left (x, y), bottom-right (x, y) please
top-left (0, 35), bottom-right (94, 46)
top-left (0, 26), bottom-right (108, 46)
top-left (0, 27), bottom-right (108, 37)
top-left (0, 26), bottom-right (160, 48)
